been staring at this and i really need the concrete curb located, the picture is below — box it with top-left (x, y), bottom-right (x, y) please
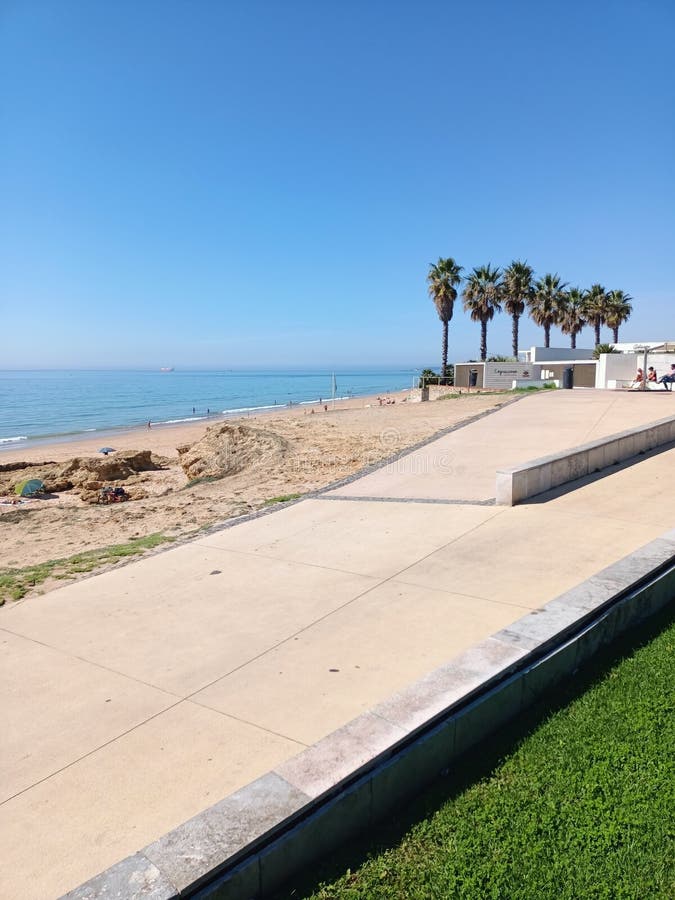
top-left (496, 413), bottom-right (675, 505)
top-left (64, 533), bottom-right (675, 900)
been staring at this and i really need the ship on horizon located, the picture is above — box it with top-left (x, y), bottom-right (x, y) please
top-left (159, 366), bottom-right (174, 372)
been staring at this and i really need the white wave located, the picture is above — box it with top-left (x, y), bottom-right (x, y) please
top-left (162, 416), bottom-right (208, 424)
top-left (0, 435), bottom-right (27, 444)
top-left (223, 404), bottom-right (280, 414)
top-left (300, 395), bottom-right (350, 405)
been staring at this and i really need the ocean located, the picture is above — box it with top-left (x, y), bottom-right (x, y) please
top-left (0, 369), bottom-right (417, 448)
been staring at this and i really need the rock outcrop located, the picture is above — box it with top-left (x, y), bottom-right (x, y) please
top-left (0, 451), bottom-right (169, 503)
top-left (178, 423), bottom-right (288, 481)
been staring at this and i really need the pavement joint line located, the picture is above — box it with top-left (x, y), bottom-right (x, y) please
top-left (0, 696), bottom-right (186, 808)
top-left (194, 542), bottom-right (386, 580)
top-left (178, 577), bottom-right (397, 700)
top-left (0, 398), bottom-right (521, 613)
top-left (7, 403), bottom-right (675, 900)
top-left (308, 395), bottom-right (524, 500)
top-left (1, 692), bottom-right (308, 810)
top-left (376, 507), bottom-right (510, 585)
top-left (181, 514), bottom-right (512, 702)
top-left (192, 398), bottom-right (520, 545)
top-left (384, 579), bottom-right (535, 612)
top-left (0, 625), bottom-right (185, 700)
top-left (581, 393), bottom-right (621, 443)
top-left (0, 627), bottom-right (315, 798)
top-left (183, 698), bottom-right (309, 749)
top-left (318, 495), bottom-right (497, 506)
top-left (63, 536), bottom-right (675, 900)
top-left (5, 511), bottom-right (517, 790)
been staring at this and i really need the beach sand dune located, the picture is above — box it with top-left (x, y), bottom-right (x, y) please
top-left (0, 392), bottom-right (506, 599)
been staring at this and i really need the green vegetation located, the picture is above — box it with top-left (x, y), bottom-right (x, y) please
top-left (0, 533), bottom-right (173, 604)
top-left (281, 611), bottom-right (675, 900)
top-left (528, 272), bottom-right (568, 349)
top-left (418, 367), bottom-right (454, 388)
top-left (427, 258), bottom-right (463, 377)
top-left (263, 493), bottom-right (302, 506)
top-left (585, 283), bottom-right (610, 347)
top-left (429, 259), bottom-right (633, 356)
top-left (605, 290), bottom-right (633, 343)
top-left (462, 264), bottom-right (502, 361)
top-left (502, 260), bottom-right (534, 357)
top-left (183, 475), bottom-right (221, 489)
top-left (558, 287), bottom-right (587, 350)
top-left (594, 343), bottom-right (618, 359)
top-left (512, 382), bottom-right (557, 393)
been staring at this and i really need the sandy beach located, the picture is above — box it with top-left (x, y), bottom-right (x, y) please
top-left (0, 391), bottom-right (507, 602)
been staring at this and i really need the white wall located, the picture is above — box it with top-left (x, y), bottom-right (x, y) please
top-left (595, 352), bottom-right (675, 387)
top-left (644, 354), bottom-right (675, 379)
top-left (595, 352), bottom-right (639, 387)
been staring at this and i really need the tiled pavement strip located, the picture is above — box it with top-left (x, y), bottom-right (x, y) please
top-left (2, 390), bottom-right (675, 899)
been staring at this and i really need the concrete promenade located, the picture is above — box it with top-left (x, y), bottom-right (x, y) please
top-left (2, 390), bottom-right (675, 899)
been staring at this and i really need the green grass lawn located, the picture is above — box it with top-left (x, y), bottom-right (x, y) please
top-left (278, 609), bottom-right (675, 900)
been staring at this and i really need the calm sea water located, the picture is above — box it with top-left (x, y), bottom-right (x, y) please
top-left (0, 369), bottom-right (417, 447)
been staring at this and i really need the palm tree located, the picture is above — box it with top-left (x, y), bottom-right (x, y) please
top-left (605, 290), bottom-right (633, 343)
top-left (502, 260), bottom-right (534, 357)
top-left (584, 283), bottom-right (609, 346)
top-left (528, 273), bottom-right (567, 348)
top-left (427, 257), bottom-right (463, 379)
top-left (558, 287), bottom-right (587, 350)
top-left (462, 264), bottom-right (503, 361)
top-left (593, 343), bottom-right (617, 359)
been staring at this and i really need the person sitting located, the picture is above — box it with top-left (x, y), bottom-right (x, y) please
top-left (658, 364), bottom-right (675, 391)
top-left (647, 367), bottom-right (657, 382)
top-left (630, 368), bottom-right (644, 389)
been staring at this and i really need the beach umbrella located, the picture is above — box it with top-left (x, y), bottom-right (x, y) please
top-left (98, 447), bottom-right (116, 455)
top-left (15, 478), bottom-right (45, 497)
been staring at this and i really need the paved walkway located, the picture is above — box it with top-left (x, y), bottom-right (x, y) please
top-left (2, 391), bottom-right (674, 898)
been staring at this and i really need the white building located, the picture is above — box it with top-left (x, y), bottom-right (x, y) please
top-left (595, 342), bottom-right (675, 389)
top-left (455, 347), bottom-right (596, 389)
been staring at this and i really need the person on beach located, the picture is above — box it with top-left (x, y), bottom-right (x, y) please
top-left (659, 364), bottom-right (675, 391)
top-left (647, 367), bottom-right (657, 382)
top-left (147, 420), bottom-right (152, 428)
top-left (630, 369), bottom-right (644, 389)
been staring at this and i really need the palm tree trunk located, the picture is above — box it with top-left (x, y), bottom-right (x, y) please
top-left (613, 326), bottom-right (619, 343)
top-left (512, 314), bottom-right (519, 358)
top-left (480, 321), bottom-right (487, 361)
top-left (544, 323), bottom-right (550, 348)
top-left (594, 321), bottom-right (601, 346)
top-left (571, 332), bottom-right (576, 350)
top-left (441, 320), bottom-right (448, 377)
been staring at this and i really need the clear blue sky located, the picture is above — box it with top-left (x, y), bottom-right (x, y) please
top-left (1, 0), bottom-right (673, 369)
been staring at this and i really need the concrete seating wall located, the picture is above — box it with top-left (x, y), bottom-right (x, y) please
top-left (496, 414), bottom-right (675, 506)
